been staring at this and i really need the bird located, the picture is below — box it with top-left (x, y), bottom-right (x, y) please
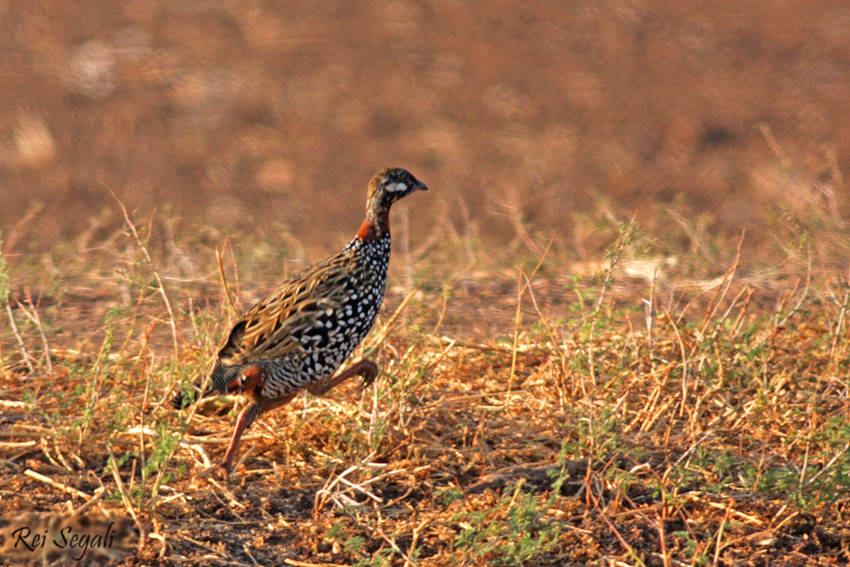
top-left (172, 167), bottom-right (428, 477)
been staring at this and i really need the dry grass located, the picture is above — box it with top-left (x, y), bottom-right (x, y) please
top-left (0, 206), bottom-right (849, 567)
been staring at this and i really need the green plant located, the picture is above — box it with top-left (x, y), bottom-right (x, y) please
top-left (672, 530), bottom-right (707, 566)
top-left (453, 445), bottom-right (573, 566)
top-left (453, 481), bottom-right (560, 566)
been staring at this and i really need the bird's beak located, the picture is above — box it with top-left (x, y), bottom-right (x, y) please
top-left (416, 181), bottom-right (429, 192)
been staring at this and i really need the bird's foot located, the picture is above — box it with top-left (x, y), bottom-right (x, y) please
top-left (358, 359), bottom-right (379, 389)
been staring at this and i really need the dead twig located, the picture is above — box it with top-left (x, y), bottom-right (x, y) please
top-left (16, 292), bottom-right (53, 375)
top-left (5, 303), bottom-right (34, 374)
top-left (24, 469), bottom-right (91, 500)
top-left (216, 243), bottom-right (239, 317)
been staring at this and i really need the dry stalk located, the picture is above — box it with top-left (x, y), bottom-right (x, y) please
top-left (105, 183), bottom-right (180, 354)
top-left (717, 283), bottom-right (751, 330)
top-left (802, 440), bottom-right (850, 489)
top-left (521, 272), bottom-right (558, 348)
top-left (0, 398), bottom-right (33, 409)
top-left (657, 514), bottom-right (671, 567)
top-left (216, 244), bottom-right (239, 317)
top-left (429, 334), bottom-right (536, 354)
top-left (730, 285), bottom-right (755, 338)
top-left (430, 276), bottom-right (456, 336)
top-left (507, 236), bottom-right (554, 402)
top-left (284, 559), bottom-right (348, 567)
top-left (241, 542), bottom-right (262, 567)
top-left (5, 303), bottom-right (34, 374)
top-left (663, 311), bottom-right (690, 418)
top-left (107, 448), bottom-right (146, 550)
top-left (497, 195), bottom-right (543, 256)
top-left (507, 267), bottom-right (524, 401)
top-left (16, 292), bottom-right (52, 375)
top-left (712, 500), bottom-right (734, 566)
top-left (141, 348), bottom-right (176, 516)
top-left (756, 261), bottom-right (811, 351)
top-left (628, 362), bottom-right (673, 433)
top-left (372, 513), bottom-right (419, 566)
top-left (180, 535), bottom-right (254, 566)
top-left (315, 459), bottom-right (369, 513)
top-left (827, 285), bottom-right (850, 371)
top-left (701, 498), bottom-right (763, 525)
top-left (314, 457), bottom-right (413, 514)
top-left (593, 500), bottom-right (647, 567)
top-left (405, 517), bottom-right (431, 567)
top-left (520, 267), bottom-right (570, 407)
top-left (665, 206), bottom-right (713, 261)
top-left (688, 233), bottom-right (742, 358)
top-left (24, 469), bottom-right (91, 500)
top-left (179, 439), bottom-right (213, 468)
top-left (757, 123), bottom-right (791, 169)
top-left (70, 486), bottom-right (107, 519)
top-left (3, 201), bottom-right (44, 253)
top-left (644, 267), bottom-right (658, 355)
top-left (0, 439), bottom-right (36, 448)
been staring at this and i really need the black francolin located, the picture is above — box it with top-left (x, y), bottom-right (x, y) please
top-left (173, 167), bottom-right (428, 476)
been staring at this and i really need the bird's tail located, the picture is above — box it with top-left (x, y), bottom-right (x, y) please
top-left (171, 363), bottom-right (242, 410)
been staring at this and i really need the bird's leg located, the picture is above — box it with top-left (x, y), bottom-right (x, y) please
top-left (307, 359), bottom-right (379, 396)
top-left (220, 402), bottom-right (261, 478)
top-left (219, 392), bottom-right (297, 478)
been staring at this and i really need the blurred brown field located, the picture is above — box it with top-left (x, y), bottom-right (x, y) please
top-left (3, 3), bottom-right (850, 566)
top-left (2, 0), bottom-right (850, 263)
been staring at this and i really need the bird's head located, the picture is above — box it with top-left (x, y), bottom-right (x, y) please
top-left (366, 167), bottom-right (428, 213)
top-left (357, 167), bottom-right (428, 240)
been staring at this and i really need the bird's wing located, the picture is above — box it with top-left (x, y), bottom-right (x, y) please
top-left (216, 247), bottom-right (368, 366)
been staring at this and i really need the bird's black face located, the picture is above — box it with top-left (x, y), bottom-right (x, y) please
top-left (369, 167), bottom-right (428, 210)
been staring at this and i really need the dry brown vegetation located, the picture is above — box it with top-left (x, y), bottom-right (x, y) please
top-left (3, 1), bottom-right (850, 566)
top-left (1, 208), bottom-right (849, 566)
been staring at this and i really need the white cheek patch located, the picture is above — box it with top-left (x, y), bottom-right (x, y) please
top-left (387, 182), bottom-right (407, 193)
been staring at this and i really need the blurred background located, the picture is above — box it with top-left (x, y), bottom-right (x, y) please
top-left (2, 0), bottom-right (849, 267)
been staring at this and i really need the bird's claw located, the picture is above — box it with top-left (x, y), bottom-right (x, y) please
top-left (361, 370), bottom-right (379, 389)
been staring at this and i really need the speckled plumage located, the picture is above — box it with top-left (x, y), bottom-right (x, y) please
top-left (172, 167), bottom-right (427, 476)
